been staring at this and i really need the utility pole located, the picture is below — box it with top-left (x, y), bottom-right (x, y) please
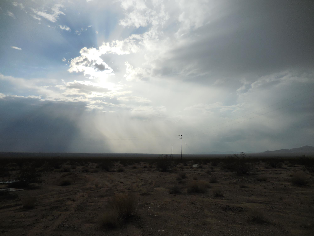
top-left (179, 134), bottom-right (183, 160)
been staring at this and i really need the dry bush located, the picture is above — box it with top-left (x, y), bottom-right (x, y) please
top-left (213, 189), bottom-right (224, 198)
top-left (248, 210), bottom-right (270, 224)
top-left (22, 196), bottom-right (36, 209)
top-left (156, 155), bottom-right (174, 172)
top-left (187, 180), bottom-right (209, 194)
top-left (117, 167), bottom-right (124, 172)
top-left (178, 172), bottom-right (187, 179)
top-left (169, 185), bottom-right (182, 194)
top-left (291, 172), bottom-right (309, 186)
top-left (209, 175), bottom-right (218, 183)
top-left (256, 176), bottom-right (268, 182)
top-left (100, 209), bottom-right (120, 229)
top-left (100, 193), bottom-right (137, 229)
top-left (221, 157), bottom-right (252, 175)
top-left (59, 178), bottom-right (72, 186)
top-left (0, 191), bottom-right (18, 200)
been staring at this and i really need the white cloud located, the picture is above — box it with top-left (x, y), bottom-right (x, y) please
top-left (118, 0), bottom-right (169, 28)
top-left (11, 46), bottom-right (22, 50)
top-left (124, 62), bottom-right (149, 81)
top-left (59, 25), bottom-right (71, 31)
top-left (68, 47), bottom-right (114, 79)
top-left (12, 2), bottom-right (24, 9)
top-left (31, 14), bottom-right (41, 21)
top-left (32, 4), bottom-right (65, 23)
top-left (62, 58), bottom-right (66, 62)
top-left (7, 11), bottom-right (16, 19)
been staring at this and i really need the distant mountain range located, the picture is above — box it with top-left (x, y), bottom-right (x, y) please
top-left (262, 145), bottom-right (314, 155)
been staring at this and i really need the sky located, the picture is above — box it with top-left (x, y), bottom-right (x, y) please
top-left (0, 0), bottom-right (313, 154)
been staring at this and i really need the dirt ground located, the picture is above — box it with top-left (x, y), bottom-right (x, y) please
top-left (0, 157), bottom-right (314, 236)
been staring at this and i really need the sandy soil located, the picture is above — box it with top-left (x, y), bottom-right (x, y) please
top-left (0, 157), bottom-right (313, 236)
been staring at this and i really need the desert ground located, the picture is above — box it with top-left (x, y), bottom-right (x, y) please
top-left (0, 155), bottom-right (313, 236)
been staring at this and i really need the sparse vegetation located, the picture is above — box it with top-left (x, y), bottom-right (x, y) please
top-left (248, 210), bottom-right (270, 224)
top-left (209, 175), bottom-right (218, 183)
top-left (291, 172), bottom-right (308, 186)
top-left (213, 189), bottom-right (224, 198)
top-left (187, 180), bottom-right (209, 194)
top-left (169, 185), bottom-right (181, 194)
top-left (59, 178), bottom-right (72, 186)
top-left (100, 193), bottom-right (137, 229)
top-left (0, 155), bottom-right (314, 235)
top-left (22, 196), bottom-right (36, 210)
top-left (156, 155), bottom-right (174, 172)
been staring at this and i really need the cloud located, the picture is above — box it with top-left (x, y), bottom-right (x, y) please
top-left (68, 47), bottom-right (114, 79)
top-left (12, 2), bottom-right (24, 9)
top-left (7, 11), bottom-right (16, 19)
top-left (118, 0), bottom-right (169, 28)
top-left (59, 25), bottom-right (71, 31)
top-left (32, 4), bottom-right (65, 23)
top-left (124, 62), bottom-right (149, 81)
top-left (65, 81), bottom-right (110, 94)
top-left (11, 46), bottom-right (22, 50)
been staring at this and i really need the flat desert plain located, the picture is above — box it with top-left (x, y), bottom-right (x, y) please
top-left (0, 156), bottom-right (313, 236)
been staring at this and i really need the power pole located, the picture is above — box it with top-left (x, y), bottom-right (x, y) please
top-left (179, 135), bottom-right (183, 160)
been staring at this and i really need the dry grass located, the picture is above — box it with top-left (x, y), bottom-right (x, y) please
top-left (100, 193), bottom-right (137, 229)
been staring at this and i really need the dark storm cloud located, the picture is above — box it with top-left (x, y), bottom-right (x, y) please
top-left (0, 97), bottom-right (111, 152)
top-left (154, 0), bottom-right (314, 82)
top-left (0, 97), bottom-right (83, 152)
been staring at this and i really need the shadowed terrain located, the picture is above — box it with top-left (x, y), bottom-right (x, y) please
top-left (0, 155), bottom-right (313, 236)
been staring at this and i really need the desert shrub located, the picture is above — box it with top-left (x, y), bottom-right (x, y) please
top-left (100, 208), bottom-right (120, 229)
top-left (267, 160), bottom-right (283, 169)
top-left (101, 193), bottom-right (137, 229)
top-left (248, 210), bottom-right (270, 224)
top-left (169, 185), bottom-right (181, 194)
top-left (0, 191), bottom-right (18, 200)
top-left (156, 155), bottom-right (174, 172)
top-left (209, 175), bottom-right (218, 183)
top-left (59, 178), bottom-right (72, 186)
top-left (98, 161), bottom-right (113, 172)
top-left (117, 167), bottom-right (124, 172)
top-left (110, 193), bottom-right (137, 219)
top-left (222, 157), bottom-right (252, 175)
top-left (178, 172), bottom-right (187, 179)
top-left (22, 196), bottom-right (36, 209)
top-left (213, 189), bottom-right (224, 198)
top-left (61, 166), bottom-right (71, 172)
top-left (9, 165), bottom-right (42, 188)
top-left (256, 176), bottom-right (268, 182)
top-left (0, 166), bottom-right (10, 178)
top-left (187, 180), bottom-right (209, 194)
top-left (291, 172), bottom-right (308, 186)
